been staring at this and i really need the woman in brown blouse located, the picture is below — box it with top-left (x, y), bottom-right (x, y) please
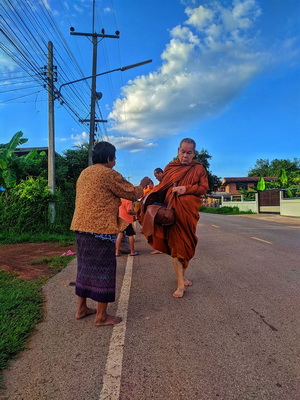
top-left (70, 141), bottom-right (150, 326)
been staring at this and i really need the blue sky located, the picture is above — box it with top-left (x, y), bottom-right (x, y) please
top-left (1, 0), bottom-right (299, 185)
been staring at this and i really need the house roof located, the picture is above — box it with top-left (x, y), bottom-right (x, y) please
top-left (208, 192), bottom-right (231, 199)
top-left (221, 177), bottom-right (278, 184)
top-left (15, 147), bottom-right (61, 157)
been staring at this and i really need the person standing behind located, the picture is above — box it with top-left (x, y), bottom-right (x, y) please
top-left (153, 167), bottom-right (163, 183)
top-left (70, 141), bottom-right (150, 326)
top-left (115, 198), bottom-right (139, 257)
top-left (142, 179), bottom-right (154, 197)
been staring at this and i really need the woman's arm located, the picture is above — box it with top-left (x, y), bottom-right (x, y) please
top-left (109, 170), bottom-right (150, 200)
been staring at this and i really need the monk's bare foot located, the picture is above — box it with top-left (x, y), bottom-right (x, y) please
top-left (184, 278), bottom-right (193, 286)
top-left (75, 307), bottom-right (96, 319)
top-left (150, 250), bottom-right (162, 255)
top-left (94, 314), bottom-right (122, 326)
top-left (172, 287), bottom-right (185, 298)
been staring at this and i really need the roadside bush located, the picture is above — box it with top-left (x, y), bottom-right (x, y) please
top-left (200, 205), bottom-right (254, 214)
top-left (0, 177), bottom-right (73, 234)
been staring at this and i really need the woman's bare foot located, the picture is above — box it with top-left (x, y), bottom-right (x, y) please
top-left (184, 278), bottom-right (193, 286)
top-left (94, 314), bottom-right (122, 326)
top-left (172, 287), bottom-right (185, 298)
top-left (75, 307), bottom-right (96, 319)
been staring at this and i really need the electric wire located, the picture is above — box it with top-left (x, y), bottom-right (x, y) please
top-left (0, 0), bottom-right (126, 146)
top-left (0, 90), bottom-right (42, 103)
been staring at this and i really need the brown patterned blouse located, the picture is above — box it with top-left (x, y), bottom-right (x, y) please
top-left (70, 164), bottom-right (143, 234)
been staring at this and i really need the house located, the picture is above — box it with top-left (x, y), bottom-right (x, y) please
top-left (218, 177), bottom-right (278, 196)
top-left (15, 147), bottom-right (61, 157)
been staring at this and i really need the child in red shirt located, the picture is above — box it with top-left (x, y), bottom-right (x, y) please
top-left (115, 199), bottom-right (139, 256)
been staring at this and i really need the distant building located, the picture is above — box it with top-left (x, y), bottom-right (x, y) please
top-left (218, 177), bottom-right (278, 196)
top-left (15, 147), bottom-right (61, 158)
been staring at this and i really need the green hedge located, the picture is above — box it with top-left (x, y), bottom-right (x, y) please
top-left (0, 177), bottom-right (74, 235)
top-left (200, 205), bottom-right (254, 215)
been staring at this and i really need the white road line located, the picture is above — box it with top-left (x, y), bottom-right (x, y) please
top-left (212, 224), bottom-right (220, 228)
top-left (99, 255), bottom-right (133, 400)
top-left (251, 236), bottom-right (273, 244)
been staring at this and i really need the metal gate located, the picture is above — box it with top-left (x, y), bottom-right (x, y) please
top-left (258, 189), bottom-right (280, 213)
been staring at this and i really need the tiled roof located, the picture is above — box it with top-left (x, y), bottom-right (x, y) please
top-left (221, 177), bottom-right (278, 184)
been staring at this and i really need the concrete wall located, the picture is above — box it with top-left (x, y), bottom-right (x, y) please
top-left (221, 192), bottom-right (300, 217)
top-left (280, 192), bottom-right (300, 217)
top-left (221, 194), bottom-right (258, 213)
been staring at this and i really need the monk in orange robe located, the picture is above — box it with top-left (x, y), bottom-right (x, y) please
top-left (142, 138), bottom-right (209, 298)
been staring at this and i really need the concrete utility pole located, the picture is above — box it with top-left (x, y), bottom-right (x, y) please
top-left (70, 23), bottom-right (119, 165)
top-left (47, 41), bottom-right (56, 223)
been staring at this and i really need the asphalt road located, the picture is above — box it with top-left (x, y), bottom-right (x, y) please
top-left (1, 214), bottom-right (300, 400)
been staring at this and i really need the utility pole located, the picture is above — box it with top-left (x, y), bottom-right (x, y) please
top-left (70, 7), bottom-right (119, 165)
top-left (47, 41), bottom-right (56, 223)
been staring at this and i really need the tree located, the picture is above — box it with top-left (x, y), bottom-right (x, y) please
top-left (248, 159), bottom-right (270, 177)
top-left (248, 158), bottom-right (300, 192)
top-left (194, 149), bottom-right (221, 192)
top-left (248, 158), bottom-right (300, 177)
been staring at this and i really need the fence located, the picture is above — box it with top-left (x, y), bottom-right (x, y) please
top-left (221, 191), bottom-right (300, 217)
top-left (280, 190), bottom-right (300, 217)
top-left (221, 194), bottom-right (258, 213)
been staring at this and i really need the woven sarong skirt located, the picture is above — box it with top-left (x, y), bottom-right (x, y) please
top-left (75, 232), bottom-right (116, 303)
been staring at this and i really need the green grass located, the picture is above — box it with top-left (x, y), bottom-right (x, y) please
top-left (0, 232), bottom-right (74, 246)
top-left (200, 205), bottom-right (254, 215)
top-left (0, 271), bottom-right (44, 371)
top-left (0, 253), bottom-right (76, 375)
top-left (30, 254), bottom-right (76, 273)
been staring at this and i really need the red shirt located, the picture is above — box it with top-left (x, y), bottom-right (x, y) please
top-left (119, 199), bottom-right (134, 224)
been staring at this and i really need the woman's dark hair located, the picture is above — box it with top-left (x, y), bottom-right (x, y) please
top-left (92, 141), bottom-right (116, 164)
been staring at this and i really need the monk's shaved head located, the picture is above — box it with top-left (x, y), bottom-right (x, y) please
top-left (179, 138), bottom-right (196, 151)
top-left (178, 139), bottom-right (196, 165)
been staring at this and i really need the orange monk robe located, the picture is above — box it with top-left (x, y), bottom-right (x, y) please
top-left (136, 185), bottom-right (154, 224)
top-left (142, 160), bottom-right (209, 268)
top-left (143, 185), bottom-right (153, 197)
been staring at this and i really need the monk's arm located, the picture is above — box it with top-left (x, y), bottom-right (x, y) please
top-left (184, 170), bottom-right (209, 196)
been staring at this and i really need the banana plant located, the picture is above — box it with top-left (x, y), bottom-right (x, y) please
top-left (256, 176), bottom-right (266, 191)
top-left (279, 168), bottom-right (288, 187)
top-left (0, 131), bottom-right (43, 188)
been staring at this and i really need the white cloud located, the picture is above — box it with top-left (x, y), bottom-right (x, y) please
top-left (71, 131), bottom-right (88, 147)
top-left (185, 5), bottom-right (214, 29)
top-left (102, 136), bottom-right (156, 153)
top-left (0, 53), bottom-right (17, 72)
top-left (69, 131), bottom-right (156, 153)
top-left (73, 4), bottom-right (84, 13)
top-left (107, 1), bottom-right (271, 149)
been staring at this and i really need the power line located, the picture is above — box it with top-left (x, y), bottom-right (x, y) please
top-left (0, 90), bottom-right (42, 103)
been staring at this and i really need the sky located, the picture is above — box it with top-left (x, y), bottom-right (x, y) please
top-left (1, 0), bottom-right (299, 185)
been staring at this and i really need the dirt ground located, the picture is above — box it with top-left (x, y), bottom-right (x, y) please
top-left (0, 242), bottom-right (76, 280)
